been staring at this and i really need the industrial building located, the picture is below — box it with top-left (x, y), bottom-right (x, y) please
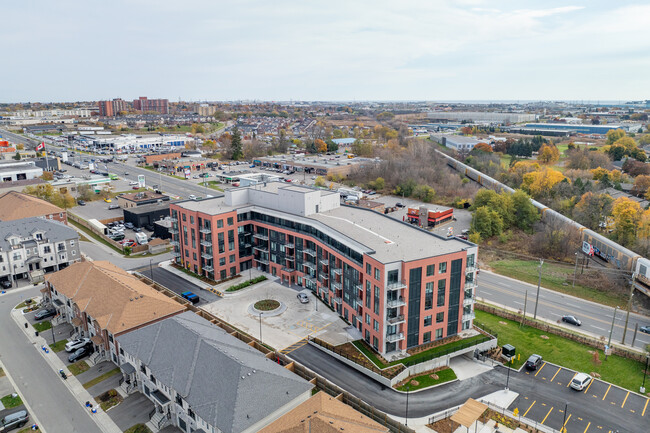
top-left (170, 184), bottom-right (478, 356)
top-left (430, 134), bottom-right (484, 152)
top-left (524, 123), bottom-right (628, 135)
top-left (428, 111), bottom-right (536, 123)
top-left (0, 160), bottom-right (43, 182)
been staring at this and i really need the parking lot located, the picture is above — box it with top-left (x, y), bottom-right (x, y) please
top-left (509, 362), bottom-right (649, 433)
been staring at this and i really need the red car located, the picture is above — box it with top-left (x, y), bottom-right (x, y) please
top-left (132, 186), bottom-right (140, 190)
top-left (119, 239), bottom-right (135, 245)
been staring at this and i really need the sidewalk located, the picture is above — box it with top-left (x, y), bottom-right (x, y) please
top-left (10, 296), bottom-right (122, 433)
top-left (159, 259), bottom-right (268, 292)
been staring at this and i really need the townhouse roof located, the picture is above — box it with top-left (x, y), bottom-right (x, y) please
top-left (259, 391), bottom-right (390, 433)
top-left (46, 261), bottom-right (185, 334)
top-left (116, 312), bottom-right (312, 433)
top-left (0, 191), bottom-right (64, 221)
top-left (0, 217), bottom-right (77, 251)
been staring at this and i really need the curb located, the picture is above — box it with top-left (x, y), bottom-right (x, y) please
top-left (0, 359), bottom-right (45, 433)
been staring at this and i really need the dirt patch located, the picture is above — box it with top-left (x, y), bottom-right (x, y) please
top-left (254, 299), bottom-right (280, 311)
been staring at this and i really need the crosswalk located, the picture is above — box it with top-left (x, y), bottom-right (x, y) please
top-left (280, 337), bottom-right (309, 354)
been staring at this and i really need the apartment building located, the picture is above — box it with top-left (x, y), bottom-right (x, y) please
top-left (0, 217), bottom-right (79, 286)
top-left (170, 184), bottom-right (478, 356)
top-left (133, 97), bottom-right (169, 114)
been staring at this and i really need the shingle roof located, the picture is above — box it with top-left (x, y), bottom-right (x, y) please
top-left (117, 312), bottom-right (312, 433)
top-left (46, 261), bottom-right (185, 334)
top-left (259, 392), bottom-right (390, 433)
top-left (0, 191), bottom-right (64, 221)
top-left (0, 217), bottom-right (77, 251)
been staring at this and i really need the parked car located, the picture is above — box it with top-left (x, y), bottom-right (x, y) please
top-left (181, 291), bottom-right (200, 304)
top-left (129, 181), bottom-right (138, 186)
top-left (124, 222), bottom-right (134, 230)
top-left (395, 202), bottom-right (404, 208)
top-left (68, 344), bottom-right (94, 363)
top-left (0, 410), bottom-right (29, 430)
top-left (110, 233), bottom-right (125, 241)
top-left (132, 186), bottom-right (140, 190)
top-left (77, 200), bottom-right (86, 206)
top-left (1, 280), bottom-right (11, 289)
top-left (188, 195), bottom-right (197, 200)
top-left (65, 338), bottom-right (91, 353)
top-left (103, 198), bottom-right (112, 203)
top-left (297, 292), bottom-right (309, 304)
top-left (640, 325), bottom-right (650, 334)
top-left (561, 315), bottom-right (582, 326)
top-left (570, 372), bottom-right (593, 391)
top-left (525, 354), bottom-right (543, 371)
top-left (133, 227), bottom-right (142, 233)
top-left (34, 308), bottom-right (57, 320)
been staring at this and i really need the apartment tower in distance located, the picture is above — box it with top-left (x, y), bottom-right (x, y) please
top-left (170, 184), bottom-right (478, 357)
top-left (97, 97), bottom-right (168, 116)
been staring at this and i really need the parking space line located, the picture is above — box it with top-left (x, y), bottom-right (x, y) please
top-left (584, 378), bottom-right (594, 394)
top-left (567, 372), bottom-right (577, 387)
top-left (621, 391), bottom-right (629, 408)
top-left (550, 366), bottom-right (561, 382)
top-left (602, 384), bottom-right (611, 401)
top-left (523, 400), bottom-right (536, 417)
top-left (563, 414), bottom-right (572, 430)
top-left (541, 407), bottom-right (554, 424)
top-left (583, 422), bottom-right (590, 432)
top-left (535, 362), bottom-right (546, 377)
top-left (642, 398), bottom-right (649, 417)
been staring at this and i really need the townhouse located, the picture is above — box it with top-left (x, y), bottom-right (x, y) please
top-left (170, 184), bottom-right (478, 357)
top-left (45, 261), bottom-right (186, 363)
top-left (0, 191), bottom-right (68, 224)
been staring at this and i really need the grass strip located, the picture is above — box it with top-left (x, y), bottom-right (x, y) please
top-left (124, 424), bottom-right (152, 433)
top-left (69, 219), bottom-right (124, 255)
top-left (1, 393), bottom-right (23, 409)
top-left (50, 339), bottom-right (69, 353)
top-left (83, 367), bottom-right (120, 389)
top-left (475, 310), bottom-right (646, 392)
top-left (33, 321), bottom-right (52, 332)
top-left (68, 360), bottom-right (90, 376)
top-left (396, 368), bottom-right (458, 391)
top-left (15, 299), bottom-right (35, 309)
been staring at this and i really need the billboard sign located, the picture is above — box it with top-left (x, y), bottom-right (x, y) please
top-left (138, 174), bottom-right (146, 188)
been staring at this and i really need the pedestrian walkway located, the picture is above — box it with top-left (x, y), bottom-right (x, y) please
top-left (159, 259), bottom-right (267, 292)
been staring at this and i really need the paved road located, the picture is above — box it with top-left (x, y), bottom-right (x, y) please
top-left (478, 271), bottom-right (650, 351)
top-left (79, 237), bottom-right (171, 270)
top-left (289, 344), bottom-right (646, 432)
top-left (134, 266), bottom-right (218, 304)
top-left (0, 287), bottom-right (102, 433)
top-left (0, 128), bottom-right (40, 148)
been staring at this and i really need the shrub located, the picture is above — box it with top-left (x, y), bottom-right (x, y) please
top-left (226, 275), bottom-right (267, 292)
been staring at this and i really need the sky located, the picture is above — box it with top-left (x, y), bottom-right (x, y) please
top-left (1, 0), bottom-right (649, 103)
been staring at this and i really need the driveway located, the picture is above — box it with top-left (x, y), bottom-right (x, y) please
top-left (135, 266), bottom-right (216, 304)
top-left (107, 392), bottom-right (154, 431)
top-left (201, 279), bottom-right (350, 351)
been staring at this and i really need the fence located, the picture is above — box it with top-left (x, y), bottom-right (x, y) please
top-left (428, 399), bottom-right (561, 433)
top-left (70, 213), bottom-right (151, 255)
top-left (477, 302), bottom-right (648, 363)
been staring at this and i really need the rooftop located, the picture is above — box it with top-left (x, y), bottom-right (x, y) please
top-left (117, 312), bottom-right (312, 433)
top-left (0, 191), bottom-right (64, 221)
top-left (119, 191), bottom-right (168, 202)
top-left (0, 217), bottom-right (77, 251)
top-left (46, 261), bottom-right (185, 334)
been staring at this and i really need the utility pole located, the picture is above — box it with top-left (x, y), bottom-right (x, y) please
top-left (521, 290), bottom-right (528, 328)
top-left (572, 252), bottom-right (579, 289)
top-left (533, 259), bottom-right (543, 320)
top-left (621, 274), bottom-right (635, 345)
top-left (606, 306), bottom-right (618, 360)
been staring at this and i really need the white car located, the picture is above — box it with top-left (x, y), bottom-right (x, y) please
top-left (129, 181), bottom-right (138, 186)
top-left (65, 338), bottom-right (91, 353)
top-left (570, 373), bottom-right (593, 391)
top-left (297, 292), bottom-right (310, 304)
top-left (188, 195), bottom-right (197, 200)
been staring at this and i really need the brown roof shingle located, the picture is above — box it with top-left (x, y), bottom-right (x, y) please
top-left (0, 191), bottom-right (64, 221)
top-left (259, 392), bottom-right (390, 433)
top-left (46, 261), bottom-right (185, 334)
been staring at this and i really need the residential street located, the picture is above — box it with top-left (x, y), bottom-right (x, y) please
top-left (0, 286), bottom-right (102, 433)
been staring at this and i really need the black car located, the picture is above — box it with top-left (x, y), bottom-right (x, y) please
top-left (34, 308), bottom-right (57, 320)
top-left (525, 354), bottom-right (543, 370)
top-left (144, 224), bottom-right (154, 231)
top-left (395, 202), bottom-right (404, 208)
top-left (77, 200), bottom-right (86, 206)
top-left (640, 325), bottom-right (650, 334)
top-left (562, 315), bottom-right (582, 326)
top-left (0, 280), bottom-right (11, 289)
top-left (68, 344), bottom-right (94, 363)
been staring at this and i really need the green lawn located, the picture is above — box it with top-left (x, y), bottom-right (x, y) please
top-left (1, 393), bottom-right (22, 409)
top-left (205, 181), bottom-right (224, 191)
top-left (489, 259), bottom-right (626, 307)
top-left (68, 360), bottom-right (90, 376)
top-left (396, 367), bottom-right (458, 391)
top-left (124, 424), bottom-right (152, 433)
top-left (15, 299), bottom-right (35, 309)
top-left (83, 368), bottom-right (120, 389)
top-left (475, 310), bottom-right (647, 392)
top-left (50, 339), bottom-right (69, 353)
top-left (353, 334), bottom-right (489, 369)
top-left (33, 321), bottom-right (52, 332)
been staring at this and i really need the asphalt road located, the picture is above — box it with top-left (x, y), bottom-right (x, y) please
top-left (0, 128), bottom-right (40, 148)
top-left (478, 271), bottom-right (650, 351)
top-left (0, 286), bottom-right (102, 433)
top-left (289, 344), bottom-right (646, 432)
top-left (134, 266), bottom-right (219, 305)
top-left (79, 237), bottom-right (171, 270)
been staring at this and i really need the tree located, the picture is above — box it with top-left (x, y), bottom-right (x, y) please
top-left (16, 143), bottom-right (24, 150)
top-left (13, 151), bottom-right (21, 160)
top-left (276, 129), bottom-right (289, 154)
top-left (77, 184), bottom-right (94, 202)
top-left (631, 175), bottom-right (650, 197)
top-left (471, 206), bottom-right (504, 238)
top-left (472, 142), bottom-right (493, 153)
top-left (326, 140), bottom-right (338, 153)
top-left (230, 127), bottom-right (243, 160)
top-left (606, 128), bottom-right (626, 145)
top-left (314, 176), bottom-right (326, 187)
top-left (369, 177), bottom-right (385, 191)
top-left (190, 123), bottom-right (205, 134)
top-left (412, 184), bottom-right (436, 202)
top-left (351, 140), bottom-right (373, 157)
top-left (537, 143), bottom-right (560, 164)
top-left (573, 192), bottom-right (613, 230)
top-left (611, 197), bottom-right (642, 246)
top-left (314, 139), bottom-right (327, 154)
top-left (511, 190), bottom-right (540, 230)
top-left (522, 167), bottom-right (566, 198)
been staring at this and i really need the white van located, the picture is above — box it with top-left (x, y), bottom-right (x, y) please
top-left (570, 373), bottom-right (592, 391)
top-left (134, 232), bottom-right (148, 245)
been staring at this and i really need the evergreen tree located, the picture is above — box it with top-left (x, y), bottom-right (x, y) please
top-left (231, 127), bottom-right (243, 160)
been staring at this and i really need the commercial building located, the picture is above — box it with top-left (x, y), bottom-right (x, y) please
top-left (430, 134), bottom-right (483, 152)
top-left (255, 154), bottom-right (372, 177)
top-left (428, 111), bottom-right (536, 124)
top-left (170, 184), bottom-right (477, 356)
top-left (123, 202), bottom-right (171, 228)
top-left (133, 97), bottom-right (169, 114)
top-left (0, 191), bottom-right (68, 224)
top-left (117, 191), bottom-right (170, 209)
top-left (0, 160), bottom-right (43, 182)
top-left (406, 205), bottom-right (454, 228)
top-left (45, 261), bottom-right (186, 364)
top-left (524, 123), bottom-right (626, 135)
top-left (0, 217), bottom-right (79, 286)
top-left (116, 311), bottom-right (312, 433)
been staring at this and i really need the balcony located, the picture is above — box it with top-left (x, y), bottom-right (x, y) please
top-left (170, 217), bottom-right (178, 223)
top-left (171, 250), bottom-right (181, 257)
top-left (282, 267), bottom-right (295, 273)
top-left (203, 264), bottom-right (213, 272)
top-left (170, 240), bottom-right (179, 247)
top-left (253, 245), bottom-right (268, 252)
top-left (201, 252), bottom-right (212, 260)
top-left (319, 258), bottom-right (329, 266)
top-left (285, 256), bottom-right (295, 261)
top-left (331, 281), bottom-right (341, 291)
top-left (332, 267), bottom-right (342, 276)
top-left (465, 280), bottom-right (477, 289)
top-left (200, 239), bottom-right (212, 247)
top-left (303, 248), bottom-right (316, 257)
top-left (386, 297), bottom-right (406, 308)
top-left (466, 263), bottom-right (477, 272)
top-left (463, 311), bottom-right (476, 321)
top-left (304, 276), bottom-right (317, 285)
top-left (200, 227), bottom-right (211, 234)
top-left (463, 297), bottom-right (473, 307)
top-left (318, 273), bottom-right (329, 282)
top-left (387, 315), bottom-right (405, 325)
top-left (254, 257), bottom-right (269, 265)
top-left (332, 296), bottom-right (342, 304)
top-left (387, 280), bottom-right (407, 290)
top-left (169, 227), bottom-right (179, 235)
top-left (386, 332), bottom-right (405, 343)
top-left (253, 233), bottom-right (268, 241)
top-left (303, 262), bottom-right (315, 270)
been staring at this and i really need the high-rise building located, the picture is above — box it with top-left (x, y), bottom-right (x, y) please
top-left (97, 98), bottom-right (129, 117)
top-left (132, 97), bottom-right (169, 114)
top-left (169, 184), bottom-right (478, 356)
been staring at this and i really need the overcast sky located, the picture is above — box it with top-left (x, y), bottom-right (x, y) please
top-left (2, 0), bottom-right (648, 103)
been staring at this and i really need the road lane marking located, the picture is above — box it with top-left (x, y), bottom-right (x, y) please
top-left (583, 422), bottom-right (590, 432)
top-left (602, 384), bottom-right (611, 400)
top-left (550, 366), bottom-right (561, 382)
top-left (621, 391), bottom-right (629, 408)
top-left (541, 407), bottom-right (554, 424)
top-left (584, 378), bottom-right (594, 393)
top-left (535, 362), bottom-right (547, 377)
top-left (523, 400), bottom-right (536, 417)
top-left (563, 414), bottom-right (572, 430)
top-left (567, 372), bottom-right (577, 387)
top-left (642, 398), bottom-right (648, 417)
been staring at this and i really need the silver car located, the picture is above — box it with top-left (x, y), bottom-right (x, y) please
top-left (297, 292), bottom-right (309, 304)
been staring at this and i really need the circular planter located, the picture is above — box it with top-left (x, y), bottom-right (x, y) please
top-left (249, 299), bottom-right (286, 317)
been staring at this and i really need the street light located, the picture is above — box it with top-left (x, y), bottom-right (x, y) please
top-left (561, 402), bottom-right (569, 433)
top-left (641, 354), bottom-right (649, 394)
top-left (259, 312), bottom-right (263, 344)
top-left (505, 363), bottom-right (511, 390)
top-left (533, 259), bottom-right (543, 319)
top-left (572, 252), bottom-right (578, 289)
top-left (606, 306), bottom-right (618, 360)
top-left (405, 385), bottom-right (410, 426)
top-left (149, 259), bottom-right (155, 285)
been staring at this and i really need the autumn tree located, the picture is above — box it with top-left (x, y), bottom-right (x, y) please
top-left (412, 185), bottom-right (436, 203)
top-left (631, 175), bottom-right (650, 197)
top-left (77, 184), bottom-right (94, 202)
top-left (472, 142), bottom-right (492, 153)
top-left (314, 139), bottom-right (327, 154)
top-left (573, 192), bottom-right (613, 230)
top-left (352, 140), bottom-right (373, 157)
top-left (314, 176), bottom-right (326, 187)
top-left (606, 129), bottom-right (626, 145)
top-left (611, 197), bottom-right (642, 246)
top-left (522, 167), bottom-right (567, 199)
top-left (471, 206), bottom-right (504, 239)
top-left (537, 143), bottom-right (560, 164)
top-left (190, 123), bottom-right (205, 134)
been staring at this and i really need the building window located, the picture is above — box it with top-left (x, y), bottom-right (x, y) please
top-left (373, 285), bottom-right (379, 314)
top-left (140, 364), bottom-right (146, 374)
top-left (365, 313), bottom-right (371, 325)
top-left (175, 394), bottom-right (183, 406)
top-left (439, 262), bottom-right (447, 274)
top-left (424, 282), bottom-right (433, 310)
top-left (365, 282), bottom-right (371, 308)
top-left (424, 315), bottom-right (432, 326)
top-left (374, 268), bottom-right (380, 281)
top-left (366, 263), bottom-right (371, 275)
top-left (217, 219), bottom-right (223, 228)
top-left (149, 374), bottom-right (156, 385)
top-left (365, 330), bottom-right (370, 342)
top-left (192, 252), bottom-right (197, 260)
top-left (373, 319), bottom-right (379, 331)
top-left (182, 214), bottom-right (186, 222)
top-left (436, 328), bottom-right (444, 339)
top-left (437, 280), bottom-right (446, 306)
top-left (44, 246), bottom-right (50, 254)
top-left (190, 216), bottom-right (194, 224)
top-left (467, 254), bottom-right (475, 267)
top-left (423, 331), bottom-right (431, 343)
top-left (219, 257), bottom-right (226, 266)
top-left (436, 312), bottom-right (444, 323)
top-left (426, 264), bottom-right (435, 276)
top-left (229, 254), bottom-right (235, 263)
top-left (230, 266), bottom-right (236, 276)
top-left (188, 408), bottom-right (195, 420)
top-left (227, 217), bottom-right (234, 226)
